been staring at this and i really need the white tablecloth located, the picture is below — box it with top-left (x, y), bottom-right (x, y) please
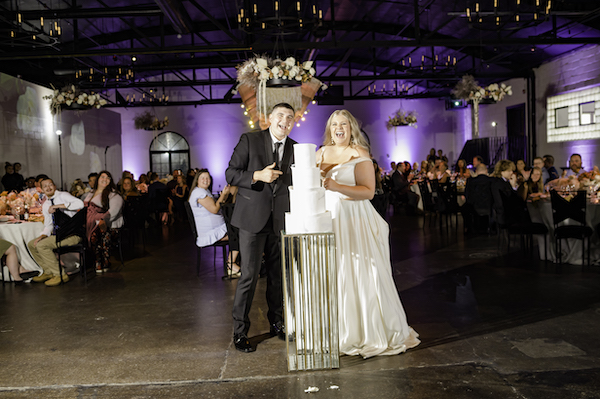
top-left (0, 221), bottom-right (44, 278)
top-left (527, 200), bottom-right (600, 264)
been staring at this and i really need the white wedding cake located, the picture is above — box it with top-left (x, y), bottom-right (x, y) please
top-left (285, 143), bottom-right (333, 234)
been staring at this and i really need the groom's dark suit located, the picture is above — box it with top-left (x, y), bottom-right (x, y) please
top-left (226, 129), bottom-right (296, 336)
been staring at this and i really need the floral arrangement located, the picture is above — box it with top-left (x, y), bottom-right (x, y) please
top-left (0, 190), bottom-right (41, 216)
top-left (43, 85), bottom-right (107, 115)
top-left (134, 111), bottom-right (169, 130)
top-left (452, 75), bottom-right (512, 102)
top-left (235, 55), bottom-right (318, 91)
top-left (386, 109), bottom-right (418, 129)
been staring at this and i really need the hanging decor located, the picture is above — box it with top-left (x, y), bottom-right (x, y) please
top-left (452, 75), bottom-right (512, 138)
top-left (43, 85), bottom-right (107, 115)
top-left (234, 55), bottom-right (326, 130)
top-left (133, 111), bottom-right (169, 131)
top-left (386, 109), bottom-right (418, 129)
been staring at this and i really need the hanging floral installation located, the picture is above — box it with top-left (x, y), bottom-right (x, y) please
top-left (43, 84), bottom-right (107, 115)
top-left (133, 111), bottom-right (169, 131)
top-left (386, 109), bottom-right (418, 129)
top-left (234, 55), bottom-right (326, 130)
top-left (452, 75), bottom-right (512, 138)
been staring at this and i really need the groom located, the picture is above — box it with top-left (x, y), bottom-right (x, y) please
top-left (225, 102), bottom-right (297, 352)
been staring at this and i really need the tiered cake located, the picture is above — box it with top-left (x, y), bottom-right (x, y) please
top-left (285, 143), bottom-right (333, 234)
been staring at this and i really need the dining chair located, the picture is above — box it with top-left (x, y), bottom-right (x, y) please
top-left (417, 180), bottom-right (436, 228)
top-left (184, 201), bottom-right (229, 277)
top-left (436, 181), bottom-right (459, 231)
top-left (53, 207), bottom-right (93, 284)
top-left (550, 190), bottom-right (593, 267)
top-left (122, 195), bottom-right (148, 253)
top-left (499, 191), bottom-right (548, 260)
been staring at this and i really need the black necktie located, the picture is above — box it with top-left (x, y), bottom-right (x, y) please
top-left (50, 198), bottom-right (58, 235)
top-left (273, 142), bottom-right (282, 170)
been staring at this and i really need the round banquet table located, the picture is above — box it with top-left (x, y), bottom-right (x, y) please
top-left (0, 220), bottom-right (44, 279)
top-left (526, 199), bottom-right (600, 265)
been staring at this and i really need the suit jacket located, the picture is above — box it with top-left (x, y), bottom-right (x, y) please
top-left (491, 177), bottom-right (514, 224)
top-left (465, 174), bottom-right (492, 216)
top-left (226, 129), bottom-right (296, 234)
top-left (391, 170), bottom-right (410, 195)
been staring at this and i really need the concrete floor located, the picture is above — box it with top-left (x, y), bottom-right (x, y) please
top-left (1, 212), bottom-right (600, 398)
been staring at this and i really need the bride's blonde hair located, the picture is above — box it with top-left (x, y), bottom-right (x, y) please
top-left (323, 110), bottom-right (370, 151)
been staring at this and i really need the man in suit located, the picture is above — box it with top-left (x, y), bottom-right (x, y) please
top-left (391, 162), bottom-right (419, 214)
top-left (225, 103), bottom-right (297, 353)
top-left (464, 163), bottom-right (493, 233)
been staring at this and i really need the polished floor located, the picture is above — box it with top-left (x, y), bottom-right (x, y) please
top-left (1, 211), bottom-right (600, 398)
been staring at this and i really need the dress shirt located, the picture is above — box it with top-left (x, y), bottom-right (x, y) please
top-left (40, 190), bottom-right (84, 237)
top-left (565, 167), bottom-right (584, 177)
top-left (269, 128), bottom-right (287, 161)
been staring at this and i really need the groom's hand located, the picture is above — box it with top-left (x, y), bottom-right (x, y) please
top-left (253, 162), bottom-right (283, 183)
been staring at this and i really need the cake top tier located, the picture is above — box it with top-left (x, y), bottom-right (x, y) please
top-left (293, 143), bottom-right (317, 169)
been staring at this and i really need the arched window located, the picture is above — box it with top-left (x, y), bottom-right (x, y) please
top-left (149, 132), bottom-right (190, 177)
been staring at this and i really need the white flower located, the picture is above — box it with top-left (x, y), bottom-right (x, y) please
top-left (99, 99), bottom-right (107, 106)
top-left (260, 69), bottom-right (270, 80)
top-left (295, 74), bottom-right (302, 81)
top-left (309, 67), bottom-right (315, 76)
top-left (57, 94), bottom-right (64, 103)
top-left (272, 66), bottom-right (280, 76)
top-left (285, 57), bottom-right (295, 68)
top-left (77, 98), bottom-right (84, 105)
top-left (303, 60), bottom-right (313, 69)
top-left (66, 100), bottom-right (72, 106)
top-left (288, 66), bottom-right (298, 78)
top-left (88, 97), bottom-right (95, 105)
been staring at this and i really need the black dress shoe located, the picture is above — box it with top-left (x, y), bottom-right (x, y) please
top-left (233, 334), bottom-right (255, 353)
top-left (19, 271), bottom-right (40, 280)
top-left (270, 323), bottom-right (286, 341)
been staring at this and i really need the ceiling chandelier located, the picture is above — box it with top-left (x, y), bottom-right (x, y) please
top-left (453, 0), bottom-right (553, 29)
top-left (7, 6), bottom-right (62, 48)
top-left (237, 1), bottom-right (325, 37)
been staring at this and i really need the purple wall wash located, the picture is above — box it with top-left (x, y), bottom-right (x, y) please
top-left (118, 97), bottom-right (462, 189)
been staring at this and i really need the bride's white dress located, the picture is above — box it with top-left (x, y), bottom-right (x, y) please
top-left (324, 157), bottom-right (420, 358)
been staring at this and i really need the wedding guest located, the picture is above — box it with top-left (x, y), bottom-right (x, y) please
top-left (2, 163), bottom-right (21, 192)
top-left (455, 159), bottom-right (471, 179)
top-left (463, 163), bottom-right (493, 233)
top-left (117, 170), bottom-right (133, 190)
top-left (225, 103), bottom-right (297, 353)
top-left (412, 162), bottom-right (420, 174)
top-left (13, 162), bottom-right (25, 191)
top-left (371, 159), bottom-right (387, 218)
top-left (69, 178), bottom-right (87, 198)
top-left (543, 154), bottom-right (560, 183)
top-left (565, 153), bottom-right (585, 177)
top-left (319, 109), bottom-right (419, 358)
top-left (427, 148), bottom-right (437, 163)
top-left (389, 161), bottom-right (397, 176)
top-left (437, 161), bottom-right (451, 183)
top-left (136, 174), bottom-right (149, 194)
top-left (28, 178), bottom-right (84, 287)
top-left (23, 176), bottom-right (37, 194)
top-left (33, 174), bottom-right (49, 204)
top-left (392, 162), bottom-right (419, 214)
top-left (515, 159), bottom-right (528, 185)
top-left (188, 169), bottom-right (239, 275)
top-left (172, 174), bottom-right (189, 220)
top-left (491, 160), bottom-right (516, 225)
top-left (1, 240), bottom-right (39, 285)
top-left (87, 173), bottom-right (98, 191)
top-left (517, 167), bottom-right (545, 201)
top-left (148, 172), bottom-right (172, 224)
top-left (82, 171), bottom-right (124, 273)
top-left (120, 177), bottom-right (140, 200)
top-left (186, 168), bottom-right (197, 189)
top-left (471, 155), bottom-right (485, 177)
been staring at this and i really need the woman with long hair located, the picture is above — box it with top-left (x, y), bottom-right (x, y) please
top-left (188, 169), bottom-right (239, 276)
top-left (318, 109), bottom-right (420, 359)
top-left (517, 166), bottom-right (545, 201)
top-left (82, 170), bottom-right (124, 273)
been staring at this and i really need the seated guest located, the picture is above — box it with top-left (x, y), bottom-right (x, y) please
top-left (69, 178), bottom-right (88, 198)
top-left (463, 163), bottom-right (493, 233)
top-left (186, 168), bottom-right (197, 189)
top-left (470, 155), bottom-right (485, 177)
top-left (32, 174), bottom-right (50, 204)
top-left (28, 178), bottom-right (84, 286)
top-left (371, 159), bottom-right (387, 218)
top-left (532, 157), bottom-right (545, 182)
top-left (543, 154), bottom-right (560, 183)
top-left (491, 160), bottom-right (516, 226)
top-left (515, 159), bottom-right (529, 185)
top-left (436, 161), bottom-right (451, 183)
top-left (136, 174), bottom-right (149, 194)
top-left (392, 162), bottom-right (419, 214)
top-left (173, 174), bottom-right (190, 220)
top-left (120, 177), bottom-right (140, 200)
top-left (188, 169), bottom-right (240, 276)
top-left (148, 172), bottom-right (172, 224)
top-left (117, 171), bottom-right (133, 191)
top-left (564, 153), bottom-right (585, 177)
top-left (426, 148), bottom-right (437, 163)
top-left (517, 166), bottom-right (545, 201)
top-left (12, 162), bottom-right (25, 191)
top-left (1, 240), bottom-right (38, 284)
top-left (455, 159), bottom-right (470, 180)
top-left (82, 171), bottom-right (124, 273)
top-left (87, 173), bottom-right (98, 191)
top-left (23, 176), bottom-right (37, 194)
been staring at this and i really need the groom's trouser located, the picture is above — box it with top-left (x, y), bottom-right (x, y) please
top-left (232, 218), bottom-right (283, 336)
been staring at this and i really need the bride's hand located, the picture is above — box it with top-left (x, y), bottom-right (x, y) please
top-left (323, 177), bottom-right (339, 192)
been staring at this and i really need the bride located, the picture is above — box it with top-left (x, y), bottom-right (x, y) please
top-left (318, 109), bottom-right (420, 359)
